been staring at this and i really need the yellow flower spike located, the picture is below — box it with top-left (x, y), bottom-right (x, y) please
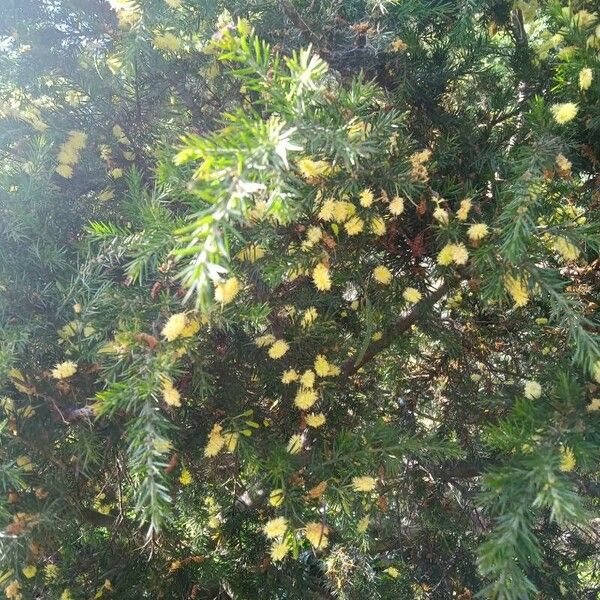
top-left (351, 475), bottom-right (377, 492)
top-left (214, 276), bottom-right (241, 305)
top-left (304, 522), bottom-right (329, 550)
top-left (281, 369), bottom-right (299, 384)
top-left (344, 216), bottom-right (364, 236)
top-left (313, 263), bottom-right (332, 291)
top-left (268, 340), bottom-right (289, 360)
top-left (359, 188), bottom-right (375, 207)
top-left (51, 360), bottom-right (77, 379)
top-left (550, 102), bottom-right (578, 124)
top-left (301, 306), bottom-right (318, 327)
top-left (314, 355), bottom-right (330, 377)
top-left (270, 540), bottom-right (290, 561)
top-left (467, 223), bottom-right (489, 241)
top-left (161, 379), bottom-right (181, 407)
top-left (373, 265), bottom-right (392, 285)
top-left (579, 67), bottom-right (593, 90)
top-left (370, 215), bottom-right (386, 236)
top-left (305, 412), bottom-right (326, 428)
top-left (204, 424), bottom-right (226, 458)
top-left (263, 516), bottom-right (288, 539)
top-left (287, 434), bottom-right (303, 454)
top-left (300, 370), bottom-right (315, 388)
top-left (402, 287), bottom-right (422, 304)
top-left (559, 446), bottom-right (576, 472)
top-left (294, 387), bottom-right (318, 410)
top-left (179, 468), bottom-right (192, 486)
top-left (162, 313), bottom-right (187, 341)
top-left (22, 565), bottom-right (37, 579)
top-left (504, 274), bottom-right (529, 308)
top-left (523, 380), bottom-right (542, 400)
top-left (388, 195), bottom-right (404, 216)
top-left (433, 207), bottom-right (449, 225)
top-left (269, 489), bottom-right (285, 507)
top-left (16, 455), bottom-right (34, 472)
top-left (357, 515), bottom-right (370, 533)
top-left (456, 198), bottom-right (472, 221)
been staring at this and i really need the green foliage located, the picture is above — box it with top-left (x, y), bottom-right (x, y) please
top-left (1, 0), bottom-right (599, 599)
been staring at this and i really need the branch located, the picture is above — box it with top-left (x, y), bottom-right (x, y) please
top-left (340, 281), bottom-right (451, 378)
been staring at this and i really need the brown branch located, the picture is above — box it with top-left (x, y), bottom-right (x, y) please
top-left (340, 281), bottom-right (451, 378)
top-left (279, 0), bottom-right (324, 51)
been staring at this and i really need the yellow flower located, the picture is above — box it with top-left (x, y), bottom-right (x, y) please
top-left (287, 434), bottom-right (303, 454)
top-left (297, 158), bottom-right (332, 181)
top-left (579, 67), bottom-right (593, 90)
top-left (586, 398), bottom-right (600, 412)
top-left (301, 306), bottom-right (318, 327)
top-left (255, 333), bottom-right (276, 347)
top-left (179, 468), bottom-right (192, 485)
top-left (523, 380), bottom-right (542, 400)
top-left (56, 163), bottom-right (73, 178)
top-left (214, 276), bottom-right (241, 305)
top-left (60, 589), bottom-right (73, 600)
top-left (153, 32), bottom-right (183, 52)
top-left (313, 263), bottom-right (332, 291)
top-left (551, 236), bottom-right (580, 261)
top-left (268, 340), bottom-right (289, 360)
top-left (204, 424), bottom-right (225, 457)
top-left (305, 412), bottom-right (326, 428)
top-left (22, 565), bottom-right (37, 579)
top-left (269, 489), bottom-right (285, 507)
top-left (281, 369), bottom-right (299, 384)
top-left (162, 312), bottom-right (187, 341)
top-left (450, 243), bottom-right (469, 265)
top-left (300, 370), bottom-right (315, 388)
top-left (504, 275), bottom-right (529, 308)
top-left (333, 200), bottom-right (355, 223)
top-left (344, 216), bottom-right (364, 236)
top-left (161, 380), bottom-right (181, 407)
top-left (98, 188), bottom-right (114, 202)
top-left (318, 199), bottom-right (336, 221)
top-left (263, 516), bottom-right (288, 539)
top-left (352, 476), bottom-right (377, 492)
top-left (550, 102), bottom-right (578, 124)
top-left (16, 455), bottom-right (34, 472)
top-left (437, 243), bottom-right (469, 266)
top-left (385, 566), bottom-right (400, 578)
top-left (314, 355), bottom-right (330, 377)
top-left (4, 580), bottom-right (21, 600)
top-left (390, 38), bottom-right (408, 52)
top-left (359, 188), bottom-right (375, 207)
top-left (371, 215), bottom-right (386, 236)
top-left (51, 360), bottom-right (77, 379)
top-left (373, 265), bottom-right (392, 285)
top-left (456, 198), bottom-right (472, 221)
top-left (433, 207), bottom-right (449, 225)
top-left (69, 131), bottom-right (87, 149)
top-left (402, 287), bottom-right (422, 303)
top-left (304, 522), bottom-right (329, 550)
top-left (559, 446), bottom-right (576, 472)
top-left (468, 223), bottom-right (489, 241)
top-left (236, 244), bottom-right (265, 263)
top-left (305, 226), bottom-right (323, 245)
top-left (294, 387), bottom-right (318, 410)
top-left (388, 195), bottom-right (404, 216)
top-left (356, 515), bottom-right (370, 533)
top-left (181, 318), bottom-right (201, 337)
top-left (328, 364), bottom-right (341, 376)
top-left (371, 331), bottom-right (383, 341)
top-left (224, 432), bottom-right (239, 452)
top-left (110, 167), bottom-right (123, 179)
top-left (165, 0), bottom-right (182, 7)
top-left (270, 540), bottom-right (290, 561)
top-left (555, 153), bottom-right (571, 174)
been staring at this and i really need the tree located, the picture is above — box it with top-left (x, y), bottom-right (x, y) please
top-left (1, 0), bottom-right (599, 598)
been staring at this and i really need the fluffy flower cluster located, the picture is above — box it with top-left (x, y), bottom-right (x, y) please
top-left (56, 131), bottom-right (87, 179)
